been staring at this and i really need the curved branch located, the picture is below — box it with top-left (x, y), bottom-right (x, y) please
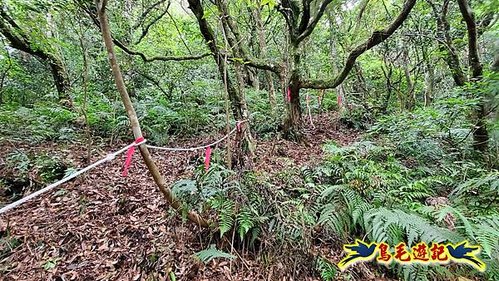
top-left (296, 0), bottom-right (334, 43)
top-left (79, 2), bottom-right (210, 63)
top-left (132, 0), bottom-right (168, 30)
top-left (0, 8), bottom-right (71, 100)
top-left (135, 2), bottom-right (171, 44)
top-left (114, 38), bottom-right (211, 62)
top-left (215, 0), bottom-right (282, 75)
top-left (228, 57), bottom-right (282, 74)
top-left (301, 0), bottom-right (416, 89)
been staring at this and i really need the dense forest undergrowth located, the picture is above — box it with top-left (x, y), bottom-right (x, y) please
top-left (0, 0), bottom-right (498, 280)
top-left (1, 91), bottom-right (498, 280)
top-left (0, 112), bottom-right (360, 280)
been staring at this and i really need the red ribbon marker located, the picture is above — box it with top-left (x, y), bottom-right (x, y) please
top-left (204, 146), bottom-right (212, 171)
top-left (337, 94), bottom-right (343, 107)
top-left (122, 136), bottom-right (145, 177)
top-left (236, 121), bottom-right (242, 133)
top-left (286, 88), bottom-right (292, 102)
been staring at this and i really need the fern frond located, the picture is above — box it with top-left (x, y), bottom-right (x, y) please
top-left (472, 216), bottom-right (499, 258)
top-left (236, 207), bottom-right (255, 240)
top-left (218, 199), bottom-right (235, 237)
top-left (435, 205), bottom-right (475, 240)
top-left (315, 257), bottom-right (337, 281)
top-left (401, 264), bottom-right (430, 281)
top-left (365, 208), bottom-right (463, 246)
top-left (450, 171), bottom-right (499, 200)
top-left (194, 244), bottom-right (235, 264)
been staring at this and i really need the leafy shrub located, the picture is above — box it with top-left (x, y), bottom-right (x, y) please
top-left (5, 151), bottom-right (69, 184)
top-left (0, 103), bottom-right (77, 143)
top-left (307, 107), bottom-right (499, 280)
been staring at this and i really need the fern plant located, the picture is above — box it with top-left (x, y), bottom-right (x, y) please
top-left (194, 244), bottom-right (235, 264)
top-left (450, 171), bottom-right (499, 213)
top-left (315, 257), bottom-right (337, 281)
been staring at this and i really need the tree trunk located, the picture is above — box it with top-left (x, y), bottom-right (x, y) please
top-left (188, 0), bottom-right (255, 167)
top-left (381, 64), bottom-right (393, 113)
top-left (492, 45), bottom-right (499, 71)
top-left (284, 85), bottom-right (302, 140)
top-left (251, 5), bottom-right (276, 110)
top-left (427, 0), bottom-right (467, 86)
top-left (49, 61), bottom-right (71, 100)
top-left (457, 0), bottom-right (488, 152)
top-left (424, 61), bottom-right (434, 106)
top-left (0, 8), bottom-right (72, 104)
top-left (422, 45), bottom-right (434, 107)
top-left (424, 67), bottom-right (434, 107)
top-left (283, 43), bottom-right (304, 140)
top-left (95, 0), bottom-right (209, 227)
top-left (403, 46), bottom-right (415, 110)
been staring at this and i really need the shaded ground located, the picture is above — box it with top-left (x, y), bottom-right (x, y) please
top-left (0, 113), bottom-right (363, 280)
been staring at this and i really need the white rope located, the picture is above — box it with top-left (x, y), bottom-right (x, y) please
top-left (0, 120), bottom-right (246, 214)
top-left (0, 139), bottom-right (146, 215)
top-left (146, 120), bottom-right (247, 152)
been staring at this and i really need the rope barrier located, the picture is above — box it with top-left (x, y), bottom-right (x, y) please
top-left (0, 139), bottom-right (146, 215)
top-left (0, 120), bottom-right (246, 215)
top-left (145, 120), bottom-right (247, 152)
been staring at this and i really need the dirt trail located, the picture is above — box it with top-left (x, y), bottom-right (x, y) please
top-left (0, 113), bottom-right (360, 280)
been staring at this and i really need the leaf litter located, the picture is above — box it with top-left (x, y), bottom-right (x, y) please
top-left (0, 113), bottom-right (365, 280)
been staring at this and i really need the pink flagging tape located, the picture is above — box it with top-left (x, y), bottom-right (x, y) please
top-left (204, 146), bottom-right (212, 171)
top-left (0, 138), bottom-right (146, 215)
top-left (122, 136), bottom-right (145, 177)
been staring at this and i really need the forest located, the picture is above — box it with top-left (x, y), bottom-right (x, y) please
top-left (0, 0), bottom-right (498, 280)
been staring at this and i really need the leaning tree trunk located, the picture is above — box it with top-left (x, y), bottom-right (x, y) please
top-left (95, 0), bottom-right (209, 227)
top-left (0, 9), bottom-right (72, 104)
top-left (49, 60), bottom-right (71, 100)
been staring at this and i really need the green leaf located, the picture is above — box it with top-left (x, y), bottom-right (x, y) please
top-left (194, 244), bottom-right (236, 264)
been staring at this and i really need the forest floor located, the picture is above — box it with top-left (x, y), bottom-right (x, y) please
top-left (0, 112), bottom-right (367, 281)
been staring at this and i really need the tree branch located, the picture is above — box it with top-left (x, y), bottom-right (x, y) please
top-left (228, 57), bottom-right (281, 74)
top-left (296, 0), bottom-right (334, 43)
top-left (215, 0), bottom-right (282, 75)
top-left (166, 9), bottom-right (192, 54)
top-left (297, 0), bottom-right (311, 34)
top-left (135, 69), bottom-right (171, 97)
top-left (132, 0), bottom-right (168, 30)
top-left (78, 3), bottom-right (211, 63)
top-left (135, 2), bottom-right (171, 44)
top-left (0, 8), bottom-right (71, 99)
top-left (301, 0), bottom-right (416, 89)
top-left (113, 37), bottom-right (211, 62)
